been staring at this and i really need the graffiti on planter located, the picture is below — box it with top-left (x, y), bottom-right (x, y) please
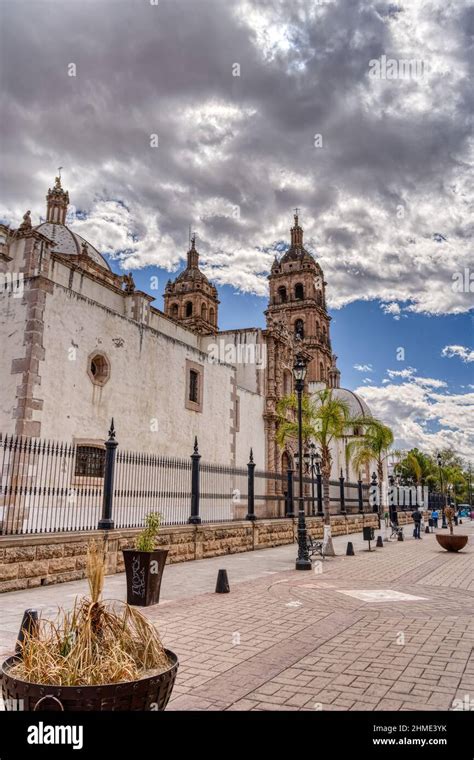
top-left (131, 555), bottom-right (146, 597)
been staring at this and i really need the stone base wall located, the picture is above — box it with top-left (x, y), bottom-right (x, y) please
top-left (0, 512), bottom-right (383, 593)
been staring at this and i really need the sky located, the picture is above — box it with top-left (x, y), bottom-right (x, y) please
top-left (0, 0), bottom-right (472, 459)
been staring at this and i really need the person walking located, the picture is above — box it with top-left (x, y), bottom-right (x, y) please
top-left (432, 508), bottom-right (439, 529)
top-left (412, 508), bottom-right (422, 539)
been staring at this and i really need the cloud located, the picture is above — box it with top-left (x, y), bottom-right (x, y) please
top-left (354, 363), bottom-right (373, 372)
top-left (356, 379), bottom-right (474, 460)
top-left (386, 366), bottom-right (417, 379)
top-left (441, 345), bottom-right (474, 363)
top-left (0, 0), bottom-right (472, 315)
top-left (380, 302), bottom-right (404, 320)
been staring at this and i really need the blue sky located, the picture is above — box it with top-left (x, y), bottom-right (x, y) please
top-left (112, 260), bottom-right (472, 396)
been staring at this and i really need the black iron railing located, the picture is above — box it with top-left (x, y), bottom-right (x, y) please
top-left (0, 423), bottom-right (385, 536)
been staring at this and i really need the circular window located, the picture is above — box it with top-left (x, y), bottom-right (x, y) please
top-left (88, 353), bottom-right (110, 386)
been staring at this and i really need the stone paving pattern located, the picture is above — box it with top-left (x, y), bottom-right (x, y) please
top-left (0, 522), bottom-right (473, 712)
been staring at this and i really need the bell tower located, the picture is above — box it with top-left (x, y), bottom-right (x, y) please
top-left (265, 212), bottom-right (332, 384)
top-left (46, 173), bottom-right (69, 224)
top-left (163, 235), bottom-right (219, 335)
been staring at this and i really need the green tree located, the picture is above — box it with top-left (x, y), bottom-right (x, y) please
top-left (276, 389), bottom-right (370, 555)
top-left (395, 448), bottom-right (437, 488)
top-left (347, 421), bottom-right (394, 521)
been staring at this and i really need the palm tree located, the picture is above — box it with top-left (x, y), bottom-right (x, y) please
top-left (347, 421), bottom-right (394, 523)
top-left (396, 448), bottom-right (436, 488)
top-left (276, 388), bottom-right (369, 556)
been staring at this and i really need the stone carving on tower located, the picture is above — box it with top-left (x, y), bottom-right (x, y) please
top-left (263, 212), bottom-right (334, 477)
top-left (46, 175), bottom-right (70, 225)
top-left (163, 235), bottom-right (219, 335)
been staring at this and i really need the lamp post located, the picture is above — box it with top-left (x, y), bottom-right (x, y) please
top-left (437, 453), bottom-right (447, 529)
top-left (293, 353), bottom-right (311, 571)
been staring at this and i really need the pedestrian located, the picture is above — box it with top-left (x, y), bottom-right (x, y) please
top-left (432, 509), bottom-right (439, 529)
top-left (412, 508), bottom-right (422, 539)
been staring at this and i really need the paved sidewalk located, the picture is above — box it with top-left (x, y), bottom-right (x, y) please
top-left (0, 522), bottom-right (473, 712)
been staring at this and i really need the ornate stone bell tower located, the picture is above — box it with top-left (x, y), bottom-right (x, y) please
top-left (163, 235), bottom-right (219, 335)
top-left (265, 212), bottom-right (333, 384)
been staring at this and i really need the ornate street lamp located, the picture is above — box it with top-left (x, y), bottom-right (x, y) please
top-left (437, 452), bottom-right (447, 529)
top-left (293, 353), bottom-right (311, 570)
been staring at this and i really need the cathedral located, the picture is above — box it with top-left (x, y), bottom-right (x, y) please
top-left (0, 176), bottom-right (372, 491)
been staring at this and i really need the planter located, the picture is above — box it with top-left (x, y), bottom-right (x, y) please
top-left (436, 534), bottom-right (468, 553)
top-left (123, 549), bottom-right (168, 607)
top-left (1, 649), bottom-right (178, 711)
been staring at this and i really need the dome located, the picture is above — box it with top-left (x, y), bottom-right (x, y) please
top-left (280, 246), bottom-right (315, 266)
top-left (331, 387), bottom-right (372, 418)
top-left (35, 222), bottom-right (111, 271)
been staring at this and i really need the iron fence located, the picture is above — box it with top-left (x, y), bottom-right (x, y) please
top-left (1, 424), bottom-right (382, 536)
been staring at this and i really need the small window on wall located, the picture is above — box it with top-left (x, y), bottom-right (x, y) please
top-left (295, 283), bottom-right (304, 300)
top-left (185, 359), bottom-right (203, 412)
top-left (75, 446), bottom-right (105, 478)
top-left (189, 370), bottom-right (199, 403)
top-left (88, 353), bottom-right (110, 386)
top-left (171, 303), bottom-right (179, 318)
top-left (185, 301), bottom-right (193, 317)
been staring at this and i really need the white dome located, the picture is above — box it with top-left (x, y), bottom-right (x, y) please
top-left (331, 387), bottom-right (372, 418)
top-left (35, 222), bottom-right (111, 271)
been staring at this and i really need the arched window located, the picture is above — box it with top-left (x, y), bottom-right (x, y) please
top-left (209, 307), bottom-right (215, 326)
top-left (185, 301), bottom-right (193, 317)
top-left (283, 369), bottom-right (292, 396)
top-left (322, 325), bottom-right (327, 344)
top-left (294, 319), bottom-right (304, 339)
top-left (319, 361), bottom-right (325, 382)
top-left (278, 286), bottom-right (287, 303)
top-left (171, 303), bottom-right (179, 318)
top-left (201, 303), bottom-right (207, 320)
top-left (295, 283), bottom-right (304, 300)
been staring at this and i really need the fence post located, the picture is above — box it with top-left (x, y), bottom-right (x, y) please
top-left (246, 449), bottom-right (256, 521)
top-left (285, 468), bottom-right (295, 517)
top-left (358, 472), bottom-right (364, 513)
top-left (316, 463), bottom-right (323, 515)
top-left (339, 469), bottom-right (346, 514)
top-left (188, 437), bottom-right (201, 524)
top-left (98, 419), bottom-right (118, 530)
top-left (370, 472), bottom-right (378, 513)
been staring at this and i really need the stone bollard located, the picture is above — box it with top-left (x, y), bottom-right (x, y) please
top-left (425, 525), bottom-right (430, 534)
top-left (346, 542), bottom-right (355, 556)
top-left (376, 535), bottom-right (384, 548)
top-left (215, 569), bottom-right (230, 594)
top-left (397, 531), bottom-right (404, 542)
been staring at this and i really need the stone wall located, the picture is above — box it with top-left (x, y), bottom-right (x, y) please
top-left (0, 512), bottom-right (382, 593)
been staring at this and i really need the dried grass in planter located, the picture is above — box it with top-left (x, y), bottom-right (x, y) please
top-left (10, 542), bottom-right (171, 687)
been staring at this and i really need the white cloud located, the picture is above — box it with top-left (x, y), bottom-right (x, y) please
top-left (354, 363), bottom-right (373, 372)
top-left (441, 345), bottom-right (474, 363)
top-left (381, 302), bottom-right (401, 320)
top-left (386, 366), bottom-right (417, 379)
top-left (356, 379), bottom-right (474, 460)
top-left (0, 0), bottom-right (471, 314)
